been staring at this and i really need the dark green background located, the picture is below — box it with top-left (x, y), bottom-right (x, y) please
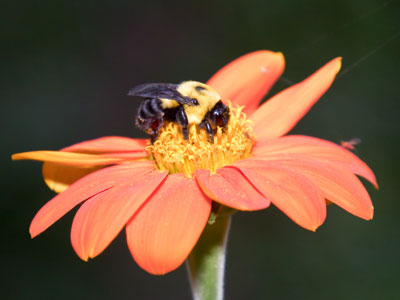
top-left (2, 0), bottom-right (399, 299)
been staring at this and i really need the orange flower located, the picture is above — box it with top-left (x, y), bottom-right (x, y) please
top-left (13, 50), bottom-right (377, 275)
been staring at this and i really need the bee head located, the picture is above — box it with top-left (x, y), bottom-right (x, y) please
top-left (177, 81), bottom-right (221, 105)
top-left (210, 100), bottom-right (230, 128)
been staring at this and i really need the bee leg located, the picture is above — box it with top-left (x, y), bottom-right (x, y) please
top-left (149, 118), bottom-right (163, 144)
top-left (150, 133), bottom-right (158, 144)
top-left (176, 106), bottom-right (189, 140)
top-left (205, 121), bottom-right (214, 143)
top-left (200, 119), bottom-right (214, 143)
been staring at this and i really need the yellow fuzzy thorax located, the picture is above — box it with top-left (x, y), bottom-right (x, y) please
top-left (177, 81), bottom-right (221, 124)
top-left (146, 104), bottom-right (255, 177)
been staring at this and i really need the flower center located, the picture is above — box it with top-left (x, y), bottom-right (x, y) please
top-left (146, 104), bottom-right (255, 177)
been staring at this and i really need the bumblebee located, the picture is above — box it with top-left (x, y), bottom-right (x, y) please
top-left (128, 81), bottom-right (230, 143)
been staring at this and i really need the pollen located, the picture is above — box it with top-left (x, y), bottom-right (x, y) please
top-left (146, 104), bottom-right (255, 177)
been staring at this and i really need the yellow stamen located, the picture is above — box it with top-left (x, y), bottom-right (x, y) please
top-left (146, 103), bottom-right (255, 177)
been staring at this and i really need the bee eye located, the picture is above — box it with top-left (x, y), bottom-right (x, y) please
top-left (191, 98), bottom-right (199, 105)
top-left (195, 86), bottom-right (206, 92)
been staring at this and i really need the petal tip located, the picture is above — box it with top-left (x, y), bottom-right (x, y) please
top-left (275, 51), bottom-right (285, 60)
top-left (11, 153), bottom-right (23, 161)
top-left (334, 57), bottom-right (342, 73)
top-left (74, 249), bottom-right (89, 262)
top-left (309, 220), bottom-right (323, 232)
top-left (373, 180), bottom-right (379, 190)
top-left (363, 215), bottom-right (374, 221)
top-left (29, 225), bottom-right (40, 239)
top-left (87, 249), bottom-right (98, 260)
top-left (274, 51), bottom-right (285, 68)
top-left (353, 205), bottom-right (374, 221)
top-left (308, 222), bottom-right (322, 232)
top-left (367, 206), bottom-right (374, 220)
top-left (299, 222), bottom-right (320, 232)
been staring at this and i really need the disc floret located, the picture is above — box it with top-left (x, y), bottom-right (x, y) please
top-left (146, 104), bottom-right (254, 176)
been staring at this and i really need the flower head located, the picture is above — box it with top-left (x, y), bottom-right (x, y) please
top-left (13, 50), bottom-right (377, 275)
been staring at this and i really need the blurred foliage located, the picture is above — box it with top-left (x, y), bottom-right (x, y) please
top-left (2, 0), bottom-right (399, 299)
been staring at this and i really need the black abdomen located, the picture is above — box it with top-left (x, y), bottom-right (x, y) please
top-left (135, 98), bottom-right (182, 143)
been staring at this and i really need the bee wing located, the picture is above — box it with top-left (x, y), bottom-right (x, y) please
top-left (128, 83), bottom-right (197, 105)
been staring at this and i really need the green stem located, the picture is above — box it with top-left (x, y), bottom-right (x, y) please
top-left (186, 215), bottom-right (231, 300)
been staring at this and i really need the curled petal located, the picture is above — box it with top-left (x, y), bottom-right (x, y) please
top-left (250, 57), bottom-right (342, 140)
top-left (42, 163), bottom-right (101, 193)
top-left (126, 173), bottom-right (211, 275)
top-left (252, 135), bottom-right (377, 187)
top-left (207, 50), bottom-right (285, 115)
top-left (12, 151), bottom-right (124, 166)
top-left (196, 168), bottom-right (269, 211)
top-left (41, 153), bottom-right (148, 193)
top-left (30, 161), bottom-right (155, 238)
top-left (234, 159), bottom-right (326, 231)
top-left (71, 170), bottom-right (167, 261)
top-left (13, 137), bottom-right (149, 192)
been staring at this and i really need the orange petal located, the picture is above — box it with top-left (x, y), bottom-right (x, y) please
top-left (250, 57), bottom-right (342, 140)
top-left (267, 155), bottom-right (373, 220)
top-left (126, 173), bottom-right (211, 275)
top-left (42, 163), bottom-right (102, 193)
top-left (252, 135), bottom-right (377, 187)
top-left (63, 136), bottom-right (148, 154)
top-left (30, 161), bottom-right (155, 238)
top-left (207, 50), bottom-right (285, 115)
top-left (71, 170), bottom-right (167, 261)
top-left (12, 151), bottom-right (124, 166)
top-left (195, 168), bottom-right (269, 211)
top-left (234, 159), bottom-right (326, 231)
